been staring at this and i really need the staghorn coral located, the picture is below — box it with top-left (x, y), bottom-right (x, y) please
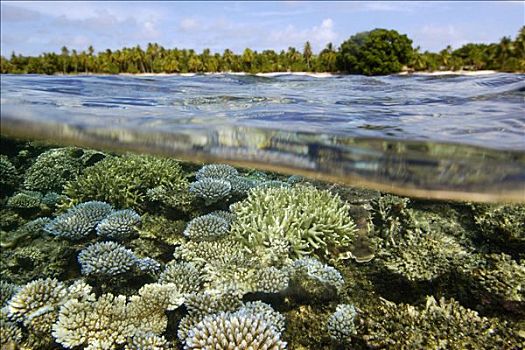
top-left (23, 147), bottom-right (86, 193)
top-left (96, 209), bottom-right (141, 240)
top-left (53, 292), bottom-right (132, 350)
top-left (195, 163), bottom-right (238, 181)
top-left (63, 153), bottom-right (190, 211)
top-left (78, 241), bottom-right (138, 277)
top-left (361, 296), bottom-right (522, 349)
top-left (158, 261), bottom-right (205, 294)
top-left (44, 201), bottom-right (113, 240)
top-left (230, 185), bottom-right (357, 260)
top-left (183, 310), bottom-right (287, 350)
top-left (327, 304), bottom-right (357, 344)
top-left (190, 178), bottom-right (231, 205)
top-left (183, 214), bottom-right (229, 241)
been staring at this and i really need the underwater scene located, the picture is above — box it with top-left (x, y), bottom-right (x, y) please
top-left (0, 73), bottom-right (524, 350)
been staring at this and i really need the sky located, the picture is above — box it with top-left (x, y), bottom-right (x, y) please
top-left (1, 1), bottom-right (524, 56)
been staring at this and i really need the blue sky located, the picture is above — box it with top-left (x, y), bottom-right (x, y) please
top-left (1, 1), bottom-right (524, 56)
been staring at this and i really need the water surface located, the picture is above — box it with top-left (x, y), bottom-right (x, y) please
top-left (2, 73), bottom-right (524, 202)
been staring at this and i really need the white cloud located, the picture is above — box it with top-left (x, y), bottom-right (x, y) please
top-left (268, 18), bottom-right (338, 51)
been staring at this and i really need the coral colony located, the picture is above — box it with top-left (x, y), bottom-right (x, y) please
top-left (0, 141), bottom-right (523, 349)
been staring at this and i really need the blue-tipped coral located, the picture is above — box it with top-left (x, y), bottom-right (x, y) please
top-left (44, 201), bottom-right (113, 240)
top-left (190, 178), bottom-right (231, 205)
top-left (96, 209), bottom-right (141, 240)
top-left (195, 163), bottom-right (238, 181)
top-left (183, 214), bottom-right (230, 241)
top-left (327, 304), bottom-right (357, 344)
top-left (78, 241), bottom-right (138, 276)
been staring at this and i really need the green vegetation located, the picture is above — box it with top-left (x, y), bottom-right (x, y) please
top-left (1, 27), bottom-right (523, 75)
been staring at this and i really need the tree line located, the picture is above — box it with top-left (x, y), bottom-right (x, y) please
top-left (1, 27), bottom-right (523, 76)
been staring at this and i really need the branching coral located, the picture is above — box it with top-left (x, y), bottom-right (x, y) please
top-left (125, 331), bottom-right (172, 350)
top-left (53, 293), bottom-right (132, 350)
top-left (23, 147), bottom-right (87, 193)
top-left (195, 164), bottom-right (238, 180)
top-left (327, 304), bottom-right (357, 344)
top-left (158, 261), bottom-right (205, 294)
top-left (361, 296), bottom-right (521, 349)
top-left (190, 178), bottom-right (231, 205)
top-left (290, 257), bottom-right (345, 294)
top-left (78, 241), bottom-right (138, 277)
top-left (183, 309), bottom-right (287, 350)
top-left (7, 278), bottom-right (92, 341)
top-left (0, 154), bottom-right (18, 194)
top-left (96, 209), bottom-right (141, 240)
top-left (0, 281), bottom-right (20, 307)
top-left (380, 228), bottom-right (469, 281)
top-left (461, 253), bottom-right (525, 303)
top-left (183, 214), bottom-right (230, 241)
top-left (63, 154), bottom-right (190, 211)
top-left (44, 201), bottom-right (113, 240)
top-left (230, 185), bottom-right (357, 260)
top-left (6, 191), bottom-right (43, 210)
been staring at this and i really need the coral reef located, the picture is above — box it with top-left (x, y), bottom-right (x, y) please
top-left (183, 309), bottom-right (287, 350)
top-left (23, 147), bottom-right (87, 193)
top-left (288, 258), bottom-right (345, 301)
top-left (53, 292), bottom-right (132, 350)
top-left (6, 191), bottom-right (42, 210)
top-left (78, 241), bottom-right (138, 277)
top-left (96, 209), bottom-right (141, 240)
top-left (0, 280), bottom-right (20, 307)
top-left (44, 201), bottom-right (113, 240)
top-left (183, 214), bottom-right (229, 241)
top-left (230, 185), bottom-right (357, 260)
top-left (125, 331), bottom-right (172, 350)
top-left (361, 296), bottom-right (521, 349)
top-left (63, 154), bottom-right (190, 211)
top-left (190, 178), bottom-right (231, 205)
top-left (327, 303), bottom-right (357, 344)
top-left (158, 261), bottom-right (205, 294)
top-left (0, 154), bottom-right (18, 195)
top-left (195, 163), bottom-right (238, 180)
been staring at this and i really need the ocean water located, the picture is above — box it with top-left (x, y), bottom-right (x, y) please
top-left (1, 73), bottom-right (525, 202)
top-left (1, 73), bottom-right (524, 349)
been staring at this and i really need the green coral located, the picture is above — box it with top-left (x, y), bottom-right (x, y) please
top-left (472, 203), bottom-right (525, 248)
top-left (230, 185), bottom-right (357, 260)
top-left (380, 228), bottom-right (469, 281)
top-left (23, 147), bottom-right (88, 193)
top-left (361, 296), bottom-right (521, 349)
top-left (7, 190), bottom-right (43, 210)
top-left (64, 154), bottom-right (191, 211)
top-left (461, 253), bottom-right (525, 303)
top-left (0, 154), bottom-right (18, 195)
